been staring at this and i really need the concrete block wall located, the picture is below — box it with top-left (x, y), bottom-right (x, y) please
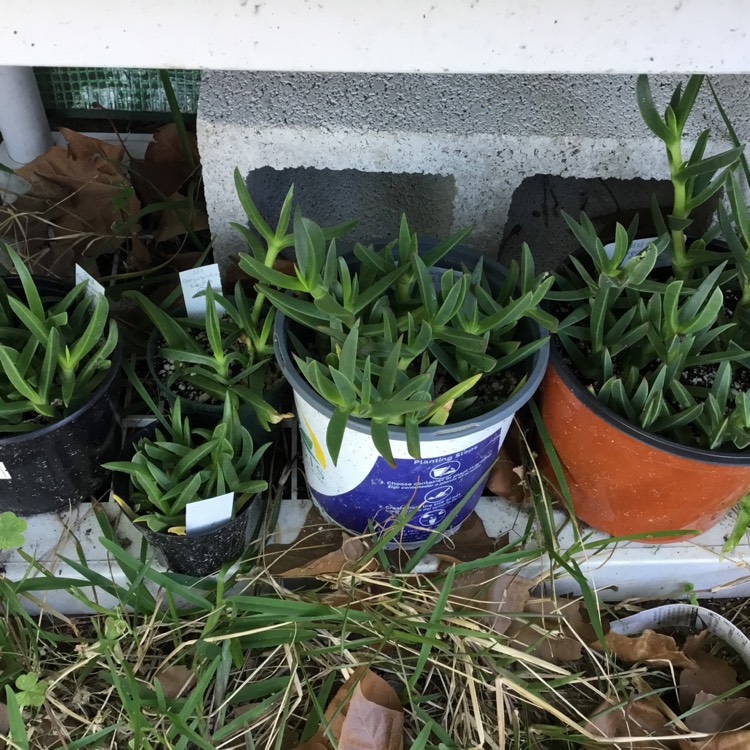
top-left (198, 72), bottom-right (750, 271)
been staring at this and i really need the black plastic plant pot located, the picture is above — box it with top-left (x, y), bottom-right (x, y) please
top-left (0, 277), bottom-right (123, 515)
top-left (112, 424), bottom-right (265, 577)
top-left (146, 327), bottom-right (289, 447)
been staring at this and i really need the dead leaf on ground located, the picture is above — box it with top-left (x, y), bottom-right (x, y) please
top-left (600, 630), bottom-right (697, 669)
top-left (426, 513), bottom-right (508, 565)
top-left (154, 665), bottom-right (196, 699)
top-left (154, 191), bottom-right (209, 243)
top-left (131, 124), bottom-right (199, 205)
top-left (0, 701), bottom-right (7, 735)
top-left (505, 597), bottom-right (594, 663)
top-left (10, 129), bottom-right (139, 276)
top-left (680, 653), bottom-right (740, 712)
top-left (486, 422), bottom-right (528, 503)
top-left (684, 692), bottom-right (750, 734)
top-left (584, 695), bottom-right (672, 749)
top-left (294, 667), bottom-right (403, 750)
top-left (677, 731), bottom-right (750, 749)
top-left (278, 534), bottom-right (377, 579)
top-left (449, 567), bottom-right (532, 635)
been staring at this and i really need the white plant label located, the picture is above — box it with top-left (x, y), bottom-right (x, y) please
top-left (0, 462), bottom-right (11, 479)
top-left (185, 491), bottom-right (234, 535)
top-left (603, 236), bottom-right (673, 269)
top-left (75, 264), bottom-right (106, 299)
top-left (179, 264), bottom-right (223, 319)
top-left (611, 604), bottom-right (750, 670)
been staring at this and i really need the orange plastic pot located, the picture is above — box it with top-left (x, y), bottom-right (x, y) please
top-left (540, 345), bottom-right (750, 541)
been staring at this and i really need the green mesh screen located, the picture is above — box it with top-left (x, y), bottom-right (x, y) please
top-left (34, 68), bottom-right (201, 117)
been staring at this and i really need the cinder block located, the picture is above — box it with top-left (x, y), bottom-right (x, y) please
top-left (198, 72), bottom-right (750, 266)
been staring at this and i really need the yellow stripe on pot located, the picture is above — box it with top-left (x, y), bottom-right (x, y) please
top-left (302, 415), bottom-right (327, 469)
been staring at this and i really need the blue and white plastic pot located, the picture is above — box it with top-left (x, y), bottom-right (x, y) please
top-left (273, 249), bottom-right (549, 547)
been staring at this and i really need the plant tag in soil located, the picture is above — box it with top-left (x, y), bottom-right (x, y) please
top-left (75, 264), bottom-right (106, 299)
top-left (179, 264), bottom-right (223, 319)
top-left (185, 491), bottom-right (234, 535)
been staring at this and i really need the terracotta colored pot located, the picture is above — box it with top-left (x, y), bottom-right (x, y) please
top-left (540, 344), bottom-right (750, 541)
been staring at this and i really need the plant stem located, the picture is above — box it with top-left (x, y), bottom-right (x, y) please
top-left (250, 240), bottom-right (282, 330)
top-left (667, 139), bottom-right (690, 280)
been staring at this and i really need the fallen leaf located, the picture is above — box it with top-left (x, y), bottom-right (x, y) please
top-left (339, 671), bottom-right (404, 750)
top-left (684, 692), bottom-right (750, 734)
top-left (154, 192), bottom-right (209, 243)
top-left (427, 513), bottom-right (507, 565)
top-left (154, 665), bottom-right (195, 699)
top-left (131, 124), bottom-right (199, 205)
top-left (505, 597), bottom-right (594, 663)
top-left (677, 731), bottom-right (750, 749)
top-left (680, 653), bottom-right (739, 712)
top-left (487, 446), bottom-right (526, 502)
top-left (601, 630), bottom-right (697, 669)
top-left (127, 236), bottom-right (152, 272)
top-left (294, 668), bottom-right (403, 750)
top-left (11, 129), bottom-right (139, 276)
top-left (278, 534), bottom-right (377, 578)
top-left (584, 695), bottom-right (672, 749)
top-left (449, 567), bottom-right (532, 635)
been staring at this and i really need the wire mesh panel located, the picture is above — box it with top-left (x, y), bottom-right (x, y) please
top-left (34, 67), bottom-right (201, 117)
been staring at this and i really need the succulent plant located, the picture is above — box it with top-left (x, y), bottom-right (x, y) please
top-left (0, 244), bottom-right (119, 433)
top-left (105, 394), bottom-right (269, 534)
top-left (129, 282), bottom-right (290, 432)
top-left (241, 209), bottom-right (555, 465)
top-left (552, 75), bottom-right (750, 452)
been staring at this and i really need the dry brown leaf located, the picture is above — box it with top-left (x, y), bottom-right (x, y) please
top-left (295, 668), bottom-right (403, 750)
top-left (584, 695), bottom-right (672, 749)
top-left (685, 692), bottom-right (750, 734)
top-left (279, 534), bottom-right (377, 578)
top-left (677, 731), bottom-right (750, 750)
top-left (602, 630), bottom-right (697, 669)
top-left (132, 124), bottom-right (199, 205)
top-left (127, 236), bottom-right (152, 272)
top-left (154, 192), bottom-right (209, 243)
top-left (449, 567), bottom-right (532, 635)
top-left (680, 653), bottom-right (739, 712)
top-left (339, 671), bottom-right (404, 750)
top-left (427, 513), bottom-right (507, 565)
top-left (505, 597), bottom-right (593, 663)
top-left (154, 665), bottom-right (196, 699)
top-left (11, 129), bottom-right (139, 276)
top-left (487, 445), bottom-right (526, 502)
top-left (0, 702), bottom-right (7, 740)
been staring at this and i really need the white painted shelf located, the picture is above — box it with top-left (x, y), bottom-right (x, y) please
top-left (4, 492), bottom-right (750, 615)
top-left (1, 0), bottom-right (749, 74)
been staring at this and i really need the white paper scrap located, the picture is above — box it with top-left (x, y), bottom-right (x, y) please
top-left (185, 492), bottom-right (234, 535)
top-left (179, 264), bottom-right (223, 318)
top-left (75, 264), bottom-right (106, 299)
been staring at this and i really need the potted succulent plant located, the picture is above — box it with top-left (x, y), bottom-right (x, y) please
top-left (132, 281), bottom-right (291, 445)
top-left (241, 206), bottom-right (554, 546)
top-left (0, 245), bottom-right (122, 514)
top-left (131, 169), bottom-right (355, 443)
top-left (105, 394), bottom-right (270, 576)
top-left (541, 74), bottom-right (750, 540)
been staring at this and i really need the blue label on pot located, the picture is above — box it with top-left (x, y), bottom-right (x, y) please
top-left (308, 428), bottom-right (504, 544)
top-left (294, 390), bottom-right (512, 547)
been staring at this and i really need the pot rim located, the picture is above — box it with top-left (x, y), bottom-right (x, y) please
top-left (549, 340), bottom-right (750, 466)
top-left (273, 248), bottom-right (550, 441)
top-left (0, 277), bottom-right (123, 446)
